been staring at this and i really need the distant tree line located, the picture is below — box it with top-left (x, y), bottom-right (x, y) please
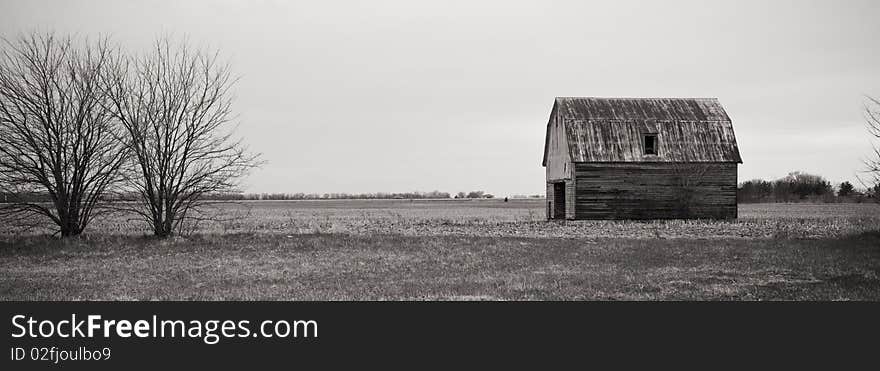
top-left (0, 190), bottom-right (552, 202)
top-left (234, 190), bottom-right (453, 200)
top-left (738, 171), bottom-right (879, 203)
top-left (454, 191), bottom-right (495, 199)
top-left (214, 190), bottom-right (500, 200)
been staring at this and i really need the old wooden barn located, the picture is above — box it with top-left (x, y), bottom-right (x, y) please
top-left (542, 97), bottom-right (743, 220)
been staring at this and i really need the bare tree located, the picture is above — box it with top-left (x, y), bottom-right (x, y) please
top-left (864, 96), bottom-right (880, 197)
top-left (0, 33), bottom-right (127, 236)
top-left (105, 38), bottom-right (260, 237)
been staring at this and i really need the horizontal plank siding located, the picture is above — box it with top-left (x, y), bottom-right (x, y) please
top-left (573, 162), bottom-right (737, 219)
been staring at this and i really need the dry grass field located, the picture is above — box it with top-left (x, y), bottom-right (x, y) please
top-left (1, 200), bottom-right (879, 300)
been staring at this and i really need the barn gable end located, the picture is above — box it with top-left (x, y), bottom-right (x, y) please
top-left (544, 100), bottom-right (572, 181)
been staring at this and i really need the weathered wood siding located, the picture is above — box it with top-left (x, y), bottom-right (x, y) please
top-left (545, 113), bottom-right (571, 182)
top-left (542, 97), bottom-right (742, 220)
top-left (565, 179), bottom-right (576, 220)
top-left (546, 182), bottom-right (566, 219)
top-left (573, 162), bottom-right (737, 219)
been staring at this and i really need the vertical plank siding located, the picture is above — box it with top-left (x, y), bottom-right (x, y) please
top-left (545, 112), bottom-right (572, 181)
top-left (546, 182), bottom-right (568, 220)
top-left (565, 179), bottom-right (576, 220)
top-left (573, 162), bottom-right (737, 219)
top-left (546, 182), bottom-right (555, 219)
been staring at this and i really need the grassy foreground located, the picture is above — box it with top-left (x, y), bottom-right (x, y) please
top-left (2, 232), bottom-right (879, 300)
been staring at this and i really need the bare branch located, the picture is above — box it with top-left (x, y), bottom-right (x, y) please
top-left (861, 95), bottom-right (880, 199)
top-left (0, 32), bottom-right (127, 236)
top-left (104, 37), bottom-right (261, 237)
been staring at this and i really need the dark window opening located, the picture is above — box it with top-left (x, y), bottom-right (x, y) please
top-left (644, 134), bottom-right (658, 155)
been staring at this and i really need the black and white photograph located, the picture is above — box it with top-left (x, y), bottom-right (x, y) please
top-left (1, 0), bottom-right (879, 366)
top-left (1, 0), bottom-right (879, 301)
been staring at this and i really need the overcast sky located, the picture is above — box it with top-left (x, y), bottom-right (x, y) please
top-left (2, 0), bottom-right (879, 195)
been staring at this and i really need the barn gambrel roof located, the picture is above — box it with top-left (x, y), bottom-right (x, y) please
top-left (542, 97), bottom-right (743, 165)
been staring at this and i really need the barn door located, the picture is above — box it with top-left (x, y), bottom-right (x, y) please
top-left (553, 182), bottom-right (565, 219)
